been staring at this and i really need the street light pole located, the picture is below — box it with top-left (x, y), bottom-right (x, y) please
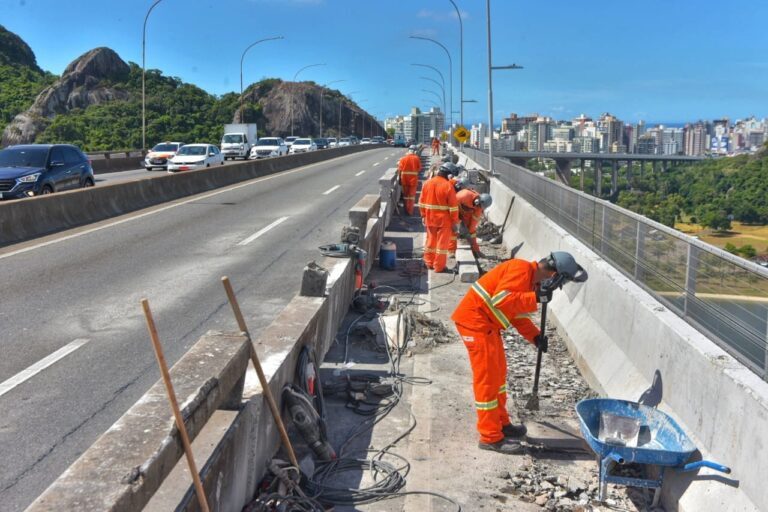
top-left (486, 0), bottom-right (523, 175)
top-left (410, 36), bottom-right (453, 134)
top-left (291, 63), bottom-right (326, 136)
top-left (142, 0), bottom-right (164, 152)
top-left (240, 36), bottom-right (283, 122)
top-left (320, 79), bottom-right (345, 138)
top-left (419, 76), bottom-right (446, 119)
top-left (448, 0), bottom-right (463, 127)
top-left (339, 90), bottom-right (360, 139)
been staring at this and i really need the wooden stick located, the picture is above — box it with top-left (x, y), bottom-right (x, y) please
top-left (141, 299), bottom-right (210, 512)
top-left (220, 277), bottom-right (300, 469)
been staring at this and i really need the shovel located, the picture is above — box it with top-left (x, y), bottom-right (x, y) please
top-left (525, 298), bottom-right (549, 411)
top-left (490, 196), bottom-right (515, 244)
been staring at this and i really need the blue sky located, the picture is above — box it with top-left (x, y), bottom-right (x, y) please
top-left (3, 0), bottom-right (767, 126)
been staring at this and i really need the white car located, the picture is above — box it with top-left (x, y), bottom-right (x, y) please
top-left (250, 137), bottom-right (288, 159)
top-left (327, 137), bottom-right (338, 148)
top-left (145, 141), bottom-right (185, 171)
top-left (290, 138), bottom-right (317, 153)
top-left (338, 137), bottom-right (352, 147)
top-left (284, 136), bottom-right (299, 152)
top-left (167, 144), bottom-right (224, 172)
top-left (361, 138), bottom-right (372, 144)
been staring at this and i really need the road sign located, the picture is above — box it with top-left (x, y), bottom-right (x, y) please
top-left (453, 125), bottom-right (470, 143)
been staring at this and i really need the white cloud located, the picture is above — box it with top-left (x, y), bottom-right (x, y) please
top-left (416, 8), bottom-right (468, 22)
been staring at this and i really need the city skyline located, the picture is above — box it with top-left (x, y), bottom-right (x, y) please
top-left (2, 0), bottom-right (767, 122)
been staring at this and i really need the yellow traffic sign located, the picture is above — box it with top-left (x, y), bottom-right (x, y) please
top-left (453, 125), bottom-right (470, 143)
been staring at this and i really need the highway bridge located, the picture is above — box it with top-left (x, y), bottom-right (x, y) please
top-left (495, 150), bottom-right (707, 196)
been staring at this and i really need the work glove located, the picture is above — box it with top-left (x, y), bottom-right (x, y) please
top-left (452, 223), bottom-right (460, 234)
top-left (534, 334), bottom-right (548, 353)
top-left (535, 285), bottom-right (553, 304)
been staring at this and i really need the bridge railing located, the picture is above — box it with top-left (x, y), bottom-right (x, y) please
top-left (463, 147), bottom-right (768, 380)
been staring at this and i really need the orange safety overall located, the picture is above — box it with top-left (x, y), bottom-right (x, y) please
top-left (397, 153), bottom-right (421, 215)
top-left (419, 174), bottom-right (458, 272)
top-left (450, 259), bottom-right (541, 444)
top-left (431, 138), bottom-right (441, 156)
top-left (449, 189), bottom-right (483, 253)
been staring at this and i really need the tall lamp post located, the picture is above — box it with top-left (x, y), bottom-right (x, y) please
top-left (486, 0), bottom-right (523, 175)
top-left (320, 79), bottom-right (345, 138)
top-left (142, 0), bottom-right (164, 152)
top-left (339, 90), bottom-right (360, 139)
top-left (356, 99), bottom-right (369, 138)
top-left (419, 76), bottom-right (446, 125)
top-left (291, 63), bottom-right (326, 136)
top-left (447, 0), bottom-right (464, 127)
top-left (239, 36), bottom-right (283, 122)
top-left (409, 36), bottom-right (453, 134)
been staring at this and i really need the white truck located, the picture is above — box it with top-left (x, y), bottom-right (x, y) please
top-left (221, 123), bottom-right (258, 160)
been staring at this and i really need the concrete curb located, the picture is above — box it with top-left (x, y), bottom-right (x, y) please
top-left (0, 146), bottom-right (378, 247)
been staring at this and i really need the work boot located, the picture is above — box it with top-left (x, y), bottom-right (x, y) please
top-left (478, 439), bottom-right (524, 454)
top-left (502, 423), bottom-right (527, 438)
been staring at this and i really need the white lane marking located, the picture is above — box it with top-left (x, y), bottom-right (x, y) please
top-left (0, 152), bottom-right (369, 261)
top-left (238, 216), bottom-right (289, 246)
top-left (355, 170), bottom-right (366, 176)
top-left (373, 162), bottom-right (380, 166)
top-left (323, 185), bottom-right (341, 195)
top-left (384, 156), bottom-right (389, 160)
top-left (0, 339), bottom-right (89, 398)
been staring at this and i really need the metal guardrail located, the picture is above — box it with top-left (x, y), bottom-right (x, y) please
top-left (464, 147), bottom-right (768, 380)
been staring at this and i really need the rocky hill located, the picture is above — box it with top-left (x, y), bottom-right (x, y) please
top-left (0, 26), bottom-right (383, 150)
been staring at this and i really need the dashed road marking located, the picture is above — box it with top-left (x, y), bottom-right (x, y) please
top-left (323, 185), bottom-right (341, 195)
top-left (373, 162), bottom-right (380, 166)
top-left (238, 216), bottom-right (289, 246)
top-left (355, 170), bottom-right (366, 176)
top-left (0, 339), bottom-right (90, 398)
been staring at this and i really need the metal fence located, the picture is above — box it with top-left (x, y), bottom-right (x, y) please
top-left (464, 147), bottom-right (768, 380)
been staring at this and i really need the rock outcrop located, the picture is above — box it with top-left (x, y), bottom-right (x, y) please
top-left (0, 24), bottom-right (41, 71)
top-left (1, 47), bottom-right (130, 146)
top-left (235, 80), bottom-right (383, 139)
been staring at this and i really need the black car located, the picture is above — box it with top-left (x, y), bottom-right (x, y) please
top-left (314, 138), bottom-right (329, 149)
top-left (0, 144), bottom-right (95, 199)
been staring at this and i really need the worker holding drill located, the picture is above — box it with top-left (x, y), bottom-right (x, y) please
top-left (420, 162), bottom-right (460, 273)
top-left (451, 251), bottom-right (584, 454)
top-left (397, 145), bottom-right (421, 215)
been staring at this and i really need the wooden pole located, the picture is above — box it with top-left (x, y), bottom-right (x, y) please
top-left (140, 299), bottom-right (210, 512)
top-left (220, 277), bottom-right (300, 468)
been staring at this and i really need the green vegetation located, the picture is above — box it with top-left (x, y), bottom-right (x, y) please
top-left (0, 65), bottom-right (56, 134)
top-left (570, 147), bottom-right (768, 231)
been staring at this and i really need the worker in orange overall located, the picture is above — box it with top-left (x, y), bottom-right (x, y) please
top-left (431, 137), bottom-right (441, 156)
top-left (397, 145), bottom-right (421, 215)
top-left (454, 189), bottom-right (493, 255)
top-left (419, 162), bottom-right (459, 272)
top-left (450, 251), bottom-right (582, 454)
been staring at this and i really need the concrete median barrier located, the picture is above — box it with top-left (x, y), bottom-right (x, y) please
top-left (0, 146), bottom-right (378, 247)
top-left (25, 162), bottom-right (399, 511)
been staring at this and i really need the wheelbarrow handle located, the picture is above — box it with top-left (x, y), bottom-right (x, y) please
top-left (681, 460), bottom-right (731, 474)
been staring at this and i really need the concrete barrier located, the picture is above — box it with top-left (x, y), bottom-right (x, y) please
top-left (462, 149), bottom-right (765, 511)
top-left (89, 152), bottom-right (145, 174)
top-left (0, 145), bottom-right (378, 246)
top-left (26, 160), bottom-right (397, 511)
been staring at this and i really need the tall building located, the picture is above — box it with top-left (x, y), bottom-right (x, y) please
top-left (501, 113), bottom-right (527, 135)
top-left (527, 117), bottom-right (552, 151)
top-left (684, 122), bottom-right (708, 156)
top-left (637, 134), bottom-right (657, 155)
top-left (552, 126), bottom-right (574, 141)
top-left (572, 136), bottom-right (600, 153)
top-left (470, 123), bottom-right (487, 148)
top-left (662, 127), bottom-right (684, 155)
top-left (598, 113), bottom-right (624, 153)
top-left (398, 107), bottom-right (445, 144)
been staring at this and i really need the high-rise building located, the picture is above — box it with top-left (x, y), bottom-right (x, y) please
top-left (661, 127), bottom-right (684, 155)
top-left (684, 122), bottom-right (708, 156)
top-left (470, 123), bottom-right (487, 148)
top-left (527, 117), bottom-right (552, 151)
top-left (637, 134), bottom-right (657, 155)
top-left (501, 113), bottom-right (527, 135)
top-left (599, 113), bottom-right (624, 153)
top-left (572, 136), bottom-right (600, 153)
top-left (552, 126), bottom-right (574, 141)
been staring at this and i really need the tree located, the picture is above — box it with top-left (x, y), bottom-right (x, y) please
top-left (386, 127), bottom-right (395, 137)
top-left (725, 243), bottom-right (738, 254)
top-left (739, 245), bottom-right (757, 259)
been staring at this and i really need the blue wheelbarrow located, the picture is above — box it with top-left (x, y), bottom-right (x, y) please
top-left (576, 398), bottom-right (731, 505)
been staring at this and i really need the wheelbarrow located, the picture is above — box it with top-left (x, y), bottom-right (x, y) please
top-left (576, 398), bottom-right (731, 505)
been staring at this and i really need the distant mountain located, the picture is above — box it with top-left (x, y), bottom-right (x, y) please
top-left (0, 27), bottom-right (383, 150)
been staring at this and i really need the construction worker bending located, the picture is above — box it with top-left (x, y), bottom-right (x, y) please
top-left (450, 251), bottom-right (582, 454)
top-left (419, 162), bottom-right (459, 273)
top-left (397, 145), bottom-right (422, 215)
top-left (455, 189), bottom-right (493, 256)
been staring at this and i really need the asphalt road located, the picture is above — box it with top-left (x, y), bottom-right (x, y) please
top-left (0, 147), bottom-right (399, 511)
